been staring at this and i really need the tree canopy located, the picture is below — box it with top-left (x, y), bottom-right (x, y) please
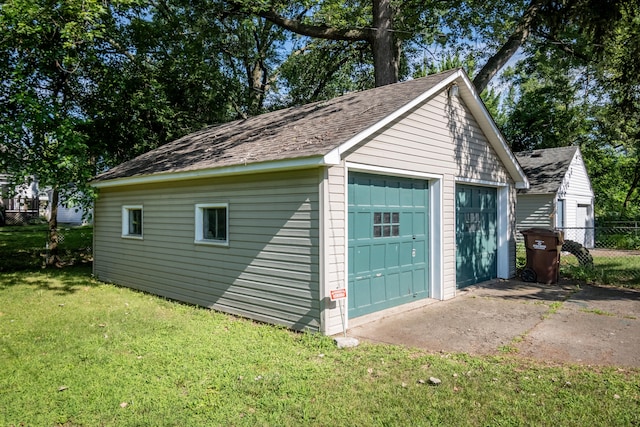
top-left (1, 0), bottom-right (639, 264)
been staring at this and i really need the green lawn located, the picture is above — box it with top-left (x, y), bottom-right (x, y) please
top-left (1, 226), bottom-right (639, 426)
top-left (0, 224), bottom-right (92, 272)
top-left (1, 267), bottom-right (639, 426)
top-left (516, 246), bottom-right (640, 288)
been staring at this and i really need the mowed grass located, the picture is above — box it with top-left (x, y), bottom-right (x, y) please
top-left (1, 226), bottom-right (639, 425)
top-left (0, 224), bottom-right (92, 271)
top-left (560, 253), bottom-right (640, 288)
top-left (0, 270), bottom-right (638, 426)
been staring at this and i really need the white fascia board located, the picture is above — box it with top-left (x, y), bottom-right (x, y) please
top-left (91, 156), bottom-right (326, 189)
top-left (456, 176), bottom-right (509, 187)
top-left (346, 162), bottom-right (444, 181)
top-left (456, 77), bottom-right (530, 190)
top-left (323, 70), bottom-right (464, 163)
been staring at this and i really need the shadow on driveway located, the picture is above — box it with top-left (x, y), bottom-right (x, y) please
top-left (348, 279), bottom-right (640, 367)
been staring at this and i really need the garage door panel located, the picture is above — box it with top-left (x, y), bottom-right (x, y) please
top-left (386, 273), bottom-right (401, 299)
top-left (353, 278), bottom-right (372, 308)
top-left (385, 243), bottom-right (400, 268)
top-left (349, 172), bottom-right (430, 318)
top-left (456, 184), bottom-right (497, 288)
top-left (354, 246), bottom-right (370, 275)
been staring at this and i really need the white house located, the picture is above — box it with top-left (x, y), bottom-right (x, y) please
top-left (90, 69), bottom-right (528, 335)
top-left (515, 146), bottom-right (595, 247)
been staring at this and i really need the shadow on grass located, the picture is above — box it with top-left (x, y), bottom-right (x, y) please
top-left (0, 263), bottom-right (96, 295)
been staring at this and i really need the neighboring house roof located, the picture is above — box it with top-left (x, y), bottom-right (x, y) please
top-left (515, 146), bottom-right (579, 194)
top-left (92, 69), bottom-right (528, 189)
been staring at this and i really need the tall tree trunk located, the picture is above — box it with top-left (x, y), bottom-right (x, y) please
top-left (47, 188), bottom-right (60, 267)
top-left (372, 0), bottom-right (398, 86)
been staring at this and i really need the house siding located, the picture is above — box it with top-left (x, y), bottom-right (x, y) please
top-left (515, 194), bottom-right (555, 240)
top-left (93, 169), bottom-right (322, 331)
top-left (338, 92), bottom-right (515, 309)
top-left (558, 151), bottom-right (595, 245)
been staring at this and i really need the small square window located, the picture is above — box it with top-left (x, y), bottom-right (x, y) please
top-left (373, 211), bottom-right (400, 238)
top-left (195, 203), bottom-right (229, 246)
top-left (122, 205), bottom-right (143, 239)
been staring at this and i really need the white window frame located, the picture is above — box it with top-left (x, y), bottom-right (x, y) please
top-left (195, 203), bottom-right (229, 246)
top-left (121, 205), bottom-right (143, 239)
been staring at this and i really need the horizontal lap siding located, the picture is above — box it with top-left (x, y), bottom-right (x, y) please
top-left (516, 194), bottom-right (554, 244)
top-left (94, 170), bottom-right (321, 331)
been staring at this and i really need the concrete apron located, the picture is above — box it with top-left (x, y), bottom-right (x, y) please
top-left (347, 279), bottom-right (640, 368)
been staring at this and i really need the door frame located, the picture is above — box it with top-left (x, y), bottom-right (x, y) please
top-left (455, 178), bottom-right (510, 285)
top-left (345, 162), bottom-right (444, 312)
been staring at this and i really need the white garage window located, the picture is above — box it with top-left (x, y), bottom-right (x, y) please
top-left (195, 203), bottom-right (229, 246)
top-left (122, 205), bottom-right (143, 239)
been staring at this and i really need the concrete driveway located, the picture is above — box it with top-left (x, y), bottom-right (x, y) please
top-left (348, 279), bottom-right (640, 367)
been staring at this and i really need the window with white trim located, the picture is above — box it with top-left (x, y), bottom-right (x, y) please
top-left (195, 203), bottom-right (228, 245)
top-left (122, 205), bottom-right (143, 238)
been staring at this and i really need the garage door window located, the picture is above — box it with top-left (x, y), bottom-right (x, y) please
top-left (373, 211), bottom-right (400, 237)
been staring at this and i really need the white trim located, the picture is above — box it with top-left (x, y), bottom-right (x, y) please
top-left (429, 178), bottom-right (444, 300)
top-left (121, 205), bottom-right (143, 239)
top-left (455, 176), bottom-right (509, 187)
top-left (342, 165), bottom-right (349, 331)
top-left (346, 162), bottom-right (444, 181)
top-left (92, 157), bottom-right (326, 189)
top-left (194, 203), bottom-right (230, 247)
top-left (325, 71), bottom-right (463, 163)
top-left (496, 186), bottom-right (509, 279)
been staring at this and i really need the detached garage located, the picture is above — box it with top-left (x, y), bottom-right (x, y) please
top-left (91, 69), bottom-right (528, 335)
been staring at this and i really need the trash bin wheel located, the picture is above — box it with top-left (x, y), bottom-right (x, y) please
top-left (521, 267), bottom-right (537, 283)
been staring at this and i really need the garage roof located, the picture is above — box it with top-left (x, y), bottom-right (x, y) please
top-left (93, 69), bottom-right (528, 189)
top-left (515, 146), bottom-right (578, 194)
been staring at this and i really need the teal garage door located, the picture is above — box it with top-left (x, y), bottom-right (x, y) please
top-left (456, 184), bottom-right (498, 288)
top-left (348, 173), bottom-right (429, 318)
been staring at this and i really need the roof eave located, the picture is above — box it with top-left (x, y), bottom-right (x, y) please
top-left (91, 155), bottom-right (328, 189)
top-left (457, 77), bottom-right (529, 190)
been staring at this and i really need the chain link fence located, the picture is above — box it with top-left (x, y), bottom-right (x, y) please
top-left (517, 223), bottom-right (640, 286)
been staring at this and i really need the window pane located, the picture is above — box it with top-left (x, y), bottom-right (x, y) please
top-left (373, 212), bottom-right (382, 225)
top-left (373, 225), bottom-right (382, 237)
top-left (383, 212), bottom-right (391, 223)
top-left (392, 212), bottom-right (399, 223)
top-left (204, 207), bottom-right (226, 241)
top-left (129, 209), bottom-right (142, 235)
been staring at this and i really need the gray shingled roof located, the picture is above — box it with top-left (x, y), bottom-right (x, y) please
top-left (94, 69), bottom-right (459, 182)
top-left (515, 146), bottom-right (578, 194)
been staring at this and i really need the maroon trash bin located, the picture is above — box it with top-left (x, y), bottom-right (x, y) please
top-left (520, 228), bottom-right (564, 284)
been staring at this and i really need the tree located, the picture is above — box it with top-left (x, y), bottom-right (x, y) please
top-left (1, 0), bottom-right (115, 264)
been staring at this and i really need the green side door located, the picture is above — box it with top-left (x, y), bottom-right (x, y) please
top-left (348, 173), bottom-right (429, 318)
top-left (456, 184), bottom-right (498, 288)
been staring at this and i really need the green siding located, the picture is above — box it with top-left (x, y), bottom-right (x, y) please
top-left (93, 170), bottom-right (322, 331)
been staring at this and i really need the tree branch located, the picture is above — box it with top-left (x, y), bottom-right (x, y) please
top-left (473, 0), bottom-right (546, 92)
top-left (257, 9), bottom-right (371, 42)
